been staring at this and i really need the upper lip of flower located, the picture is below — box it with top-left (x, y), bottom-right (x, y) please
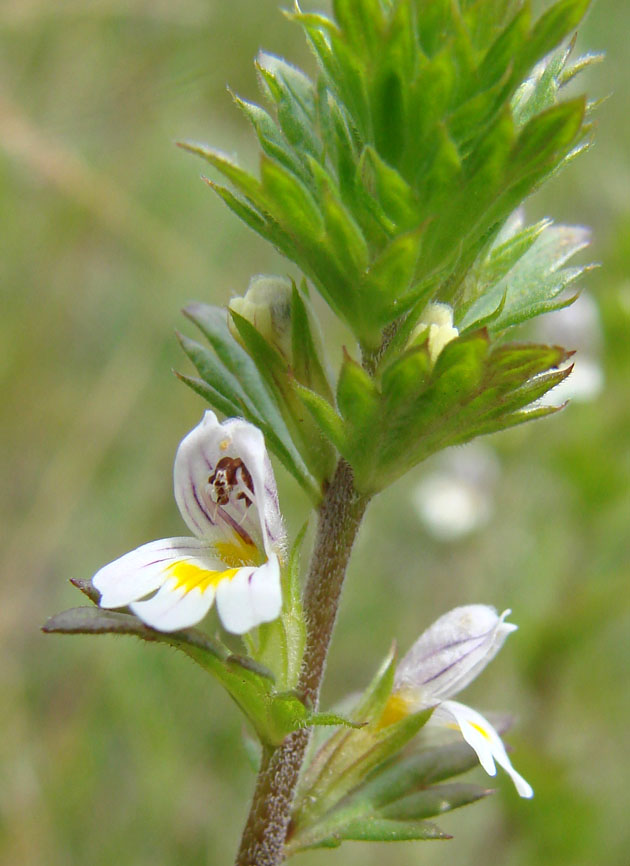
top-left (394, 605), bottom-right (517, 703)
top-left (92, 411), bottom-right (286, 635)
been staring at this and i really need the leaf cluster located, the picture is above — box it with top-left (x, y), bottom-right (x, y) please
top-left (182, 0), bottom-right (594, 348)
top-left (179, 0), bottom-right (596, 493)
top-left (299, 332), bottom-right (573, 492)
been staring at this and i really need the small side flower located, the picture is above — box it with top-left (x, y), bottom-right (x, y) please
top-left (92, 411), bottom-right (286, 634)
top-left (382, 605), bottom-right (533, 798)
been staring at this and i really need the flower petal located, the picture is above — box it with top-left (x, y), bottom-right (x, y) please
top-left (395, 605), bottom-right (517, 702)
top-left (438, 700), bottom-right (534, 798)
top-left (92, 537), bottom-right (210, 609)
top-left (173, 411), bottom-right (285, 561)
top-left (130, 580), bottom-right (217, 633)
top-left (92, 537), bottom-right (246, 632)
top-left (216, 554), bottom-right (282, 635)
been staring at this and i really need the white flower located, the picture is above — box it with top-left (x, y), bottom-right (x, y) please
top-left (383, 605), bottom-right (533, 798)
top-left (411, 443), bottom-right (499, 541)
top-left (92, 411), bottom-right (286, 635)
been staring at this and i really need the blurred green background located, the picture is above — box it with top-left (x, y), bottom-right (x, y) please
top-left (1, 1), bottom-right (628, 864)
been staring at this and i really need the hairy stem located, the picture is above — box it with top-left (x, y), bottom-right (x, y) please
top-left (235, 459), bottom-right (369, 866)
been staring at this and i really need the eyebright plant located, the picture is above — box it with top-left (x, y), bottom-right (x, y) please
top-left (45, 1), bottom-right (599, 864)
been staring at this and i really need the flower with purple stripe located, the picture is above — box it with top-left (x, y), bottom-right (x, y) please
top-left (92, 411), bottom-right (286, 634)
top-left (381, 605), bottom-right (533, 798)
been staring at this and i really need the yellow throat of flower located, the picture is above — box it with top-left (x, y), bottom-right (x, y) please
top-left (378, 691), bottom-right (415, 729)
top-left (214, 537), bottom-right (264, 568)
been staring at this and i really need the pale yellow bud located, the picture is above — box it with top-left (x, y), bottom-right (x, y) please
top-left (410, 302), bottom-right (459, 366)
top-left (229, 275), bottom-right (292, 357)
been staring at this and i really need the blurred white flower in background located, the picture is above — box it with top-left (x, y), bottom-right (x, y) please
top-left (411, 443), bottom-right (500, 541)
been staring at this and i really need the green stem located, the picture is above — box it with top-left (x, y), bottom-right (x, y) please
top-left (234, 460), bottom-right (369, 866)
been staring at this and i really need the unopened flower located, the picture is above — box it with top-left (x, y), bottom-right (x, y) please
top-left (92, 411), bottom-right (286, 634)
top-left (410, 302), bottom-right (459, 366)
top-left (229, 274), bottom-right (292, 357)
top-left (382, 605), bottom-right (533, 798)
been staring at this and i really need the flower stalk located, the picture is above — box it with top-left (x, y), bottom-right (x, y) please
top-left (235, 459), bottom-right (369, 865)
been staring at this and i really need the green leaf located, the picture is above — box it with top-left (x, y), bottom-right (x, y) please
top-left (178, 141), bottom-right (269, 213)
top-left (407, 51), bottom-right (456, 158)
top-left (182, 303), bottom-right (321, 502)
top-left (256, 53), bottom-right (320, 161)
top-left (45, 601), bottom-right (354, 747)
top-left (177, 333), bottom-right (251, 413)
top-left (560, 50), bottom-right (605, 86)
top-left (380, 781), bottom-right (490, 820)
top-left (480, 3), bottom-right (532, 91)
top-left (233, 94), bottom-right (307, 181)
top-left (184, 303), bottom-right (275, 414)
top-left (299, 16), bottom-right (371, 139)
top-left (372, 67), bottom-right (406, 167)
top-left (414, 0), bottom-right (456, 57)
top-left (43, 605), bottom-right (279, 742)
top-left (267, 692), bottom-right (361, 743)
top-left (431, 334), bottom-right (489, 401)
top-left (458, 292), bottom-right (507, 336)
top-left (489, 343), bottom-right (571, 385)
top-left (290, 284), bottom-right (334, 402)
top-left (523, 0), bottom-right (591, 74)
top-left (381, 345), bottom-right (432, 410)
top-left (361, 227), bottom-right (426, 325)
top-left (292, 781), bottom-right (488, 851)
top-left (294, 645), bottom-right (398, 827)
top-left (295, 383), bottom-right (346, 455)
top-left (295, 708), bottom-right (433, 830)
top-left (257, 52), bottom-right (316, 119)
top-left (337, 353), bottom-right (380, 430)
top-left (336, 353), bottom-right (382, 482)
top-left (174, 371), bottom-right (240, 419)
top-left (349, 643), bottom-right (398, 725)
top-left (460, 222), bottom-right (590, 332)
top-left (417, 123), bottom-right (463, 215)
top-left (512, 43), bottom-right (567, 127)
top-left (321, 188), bottom-right (370, 280)
top-left (480, 218), bottom-right (551, 286)
top-left (511, 98), bottom-right (586, 175)
top-left (358, 146), bottom-right (418, 228)
top-left (453, 402), bottom-right (564, 441)
top-left (230, 309), bottom-right (337, 482)
top-left (332, 0), bottom-right (385, 55)
top-left (320, 816), bottom-right (449, 843)
top-left (260, 155), bottom-right (324, 239)
top-left (206, 181), bottom-right (269, 237)
top-left (346, 742), bottom-right (485, 807)
top-left (325, 90), bottom-right (361, 196)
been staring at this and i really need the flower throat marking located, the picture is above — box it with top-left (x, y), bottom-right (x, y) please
top-left (209, 456), bottom-right (254, 508)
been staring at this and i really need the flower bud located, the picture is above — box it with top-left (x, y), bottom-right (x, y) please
top-left (410, 302), bottom-right (459, 366)
top-left (229, 274), bottom-right (292, 357)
